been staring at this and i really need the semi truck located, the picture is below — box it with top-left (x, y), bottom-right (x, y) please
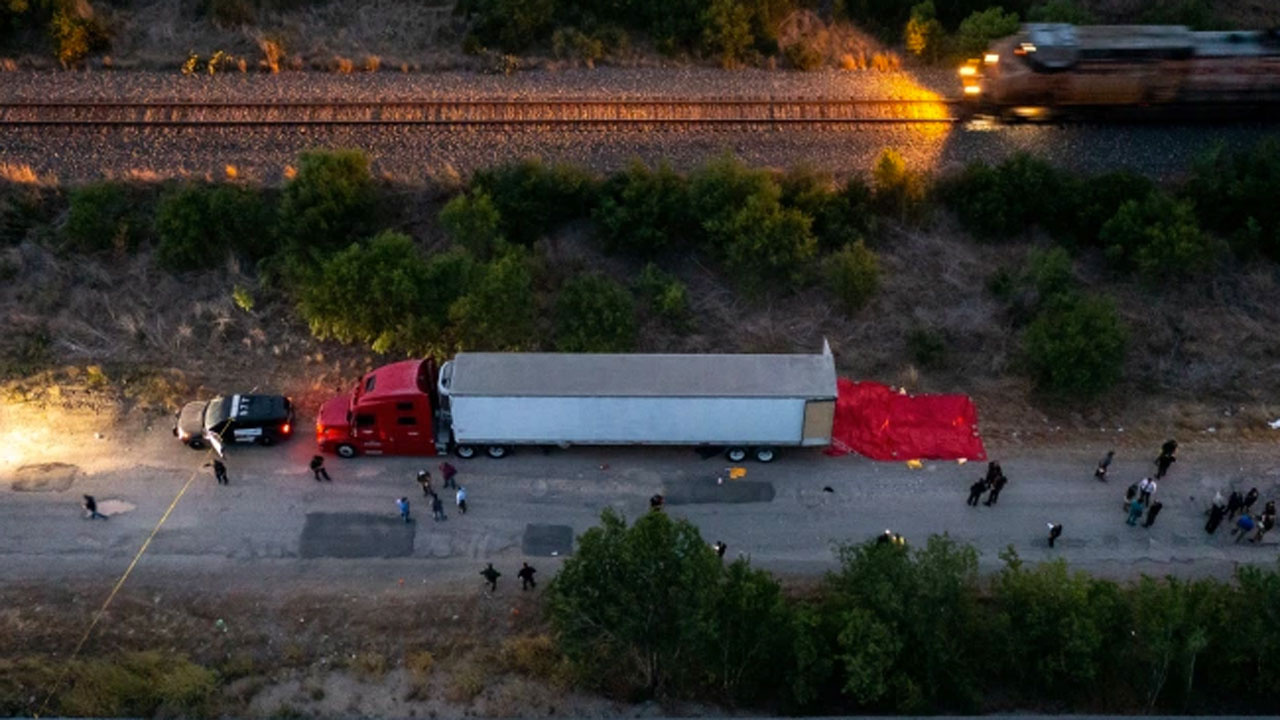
top-left (315, 344), bottom-right (838, 462)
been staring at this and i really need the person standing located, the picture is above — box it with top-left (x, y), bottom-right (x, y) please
top-left (1047, 523), bottom-right (1063, 548)
top-left (1095, 450), bottom-right (1115, 481)
top-left (417, 470), bottom-right (432, 497)
top-left (712, 540), bottom-right (727, 559)
top-left (985, 462), bottom-right (1002, 485)
top-left (439, 462), bottom-right (458, 489)
top-left (480, 563), bottom-right (501, 592)
top-left (650, 494), bottom-right (665, 511)
top-left (396, 496), bottom-right (411, 524)
top-left (1226, 490), bottom-right (1245, 520)
top-left (1138, 477), bottom-right (1156, 506)
top-left (1232, 514), bottom-right (1256, 543)
top-left (1143, 501), bottom-right (1164, 528)
top-left (517, 562), bottom-right (537, 590)
top-left (309, 455), bottom-right (331, 482)
top-left (211, 459), bottom-right (229, 485)
top-left (82, 495), bottom-right (107, 520)
top-left (1250, 512), bottom-right (1275, 544)
top-left (1126, 497), bottom-right (1146, 526)
top-left (1206, 502), bottom-right (1227, 534)
top-left (1243, 487), bottom-right (1259, 514)
top-left (984, 472), bottom-right (1008, 506)
top-left (431, 492), bottom-right (446, 522)
top-left (456, 486), bottom-right (468, 515)
top-left (967, 478), bottom-right (987, 507)
top-left (1124, 481), bottom-right (1140, 511)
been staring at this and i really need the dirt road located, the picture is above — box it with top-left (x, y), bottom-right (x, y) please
top-left (3, 411), bottom-right (1279, 595)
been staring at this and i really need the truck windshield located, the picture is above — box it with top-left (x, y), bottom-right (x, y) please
top-left (204, 396), bottom-right (231, 430)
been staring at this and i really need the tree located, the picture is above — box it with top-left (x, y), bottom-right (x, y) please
top-left (277, 149), bottom-right (377, 260)
top-left (554, 273), bottom-right (637, 352)
top-left (63, 182), bottom-right (141, 253)
top-left (154, 183), bottom-right (273, 271)
top-left (471, 159), bottom-right (597, 246)
top-left (825, 240), bottom-right (880, 313)
top-left (1184, 138), bottom-right (1280, 260)
top-left (592, 160), bottom-right (692, 257)
top-left (872, 149), bottom-right (927, 223)
top-left (1023, 294), bottom-right (1127, 397)
top-left (722, 194), bottom-right (818, 292)
top-left (439, 188), bottom-right (504, 259)
top-left (702, 0), bottom-right (754, 67)
top-left (448, 248), bottom-right (538, 350)
top-left (904, 1), bottom-right (945, 62)
top-left (689, 154), bottom-right (779, 254)
top-left (702, 560), bottom-right (794, 705)
top-left (455, 0), bottom-right (556, 52)
top-left (1127, 576), bottom-right (1218, 712)
top-left (954, 6), bottom-right (1020, 56)
top-left (1099, 191), bottom-right (1219, 282)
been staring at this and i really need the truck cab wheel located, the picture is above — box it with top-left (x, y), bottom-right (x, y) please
top-left (486, 445), bottom-right (508, 459)
top-left (335, 443), bottom-right (357, 459)
top-left (753, 447), bottom-right (776, 463)
top-left (455, 445), bottom-right (477, 459)
top-left (725, 447), bottom-right (747, 463)
top-left (187, 438), bottom-right (205, 450)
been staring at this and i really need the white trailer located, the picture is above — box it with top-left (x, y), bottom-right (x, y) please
top-left (436, 343), bottom-right (837, 462)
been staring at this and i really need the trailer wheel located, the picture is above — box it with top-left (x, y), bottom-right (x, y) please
top-left (455, 445), bottom-right (477, 459)
top-left (725, 447), bottom-right (747, 463)
top-left (486, 445), bottom-right (508, 459)
top-left (335, 443), bottom-right (357, 459)
top-left (753, 447), bottom-right (776, 463)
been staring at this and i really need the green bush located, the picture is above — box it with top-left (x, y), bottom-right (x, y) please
top-left (63, 182), bottom-right (142, 253)
top-left (1184, 138), bottom-right (1280, 261)
top-left (551, 26), bottom-right (605, 63)
top-left (633, 263), bottom-right (692, 330)
top-left (941, 153), bottom-right (1071, 241)
top-left (449, 248), bottom-right (538, 350)
top-left (277, 149), bottom-right (377, 260)
top-left (780, 166), bottom-right (876, 252)
top-left (904, 1), bottom-right (945, 62)
top-left (1023, 246), bottom-right (1076, 303)
top-left (440, 188), bottom-right (504, 259)
top-left (1099, 191), bottom-right (1218, 282)
top-left (1023, 294), bottom-right (1127, 397)
top-left (471, 158), bottom-right (596, 246)
top-left (702, 0), bottom-right (756, 66)
top-left (58, 652), bottom-right (218, 717)
top-left (0, 184), bottom-right (61, 246)
top-left (554, 273), bottom-right (636, 352)
top-left (825, 240), bottom-right (880, 313)
top-left (871, 149), bottom-right (927, 223)
top-left (1061, 170), bottom-right (1154, 247)
top-left (49, 4), bottom-right (109, 67)
top-left (689, 155), bottom-right (775, 239)
top-left (593, 160), bottom-right (692, 257)
top-left (907, 327), bottom-right (946, 368)
top-left (456, 0), bottom-right (556, 52)
top-left (721, 194), bottom-right (818, 292)
top-left (154, 183), bottom-right (273, 271)
top-left (1027, 0), bottom-right (1095, 23)
top-left (954, 6), bottom-right (1020, 56)
top-left (297, 231), bottom-right (444, 353)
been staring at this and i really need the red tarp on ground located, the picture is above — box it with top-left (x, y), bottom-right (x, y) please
top-left (826, 378), bottom-right (987, 461)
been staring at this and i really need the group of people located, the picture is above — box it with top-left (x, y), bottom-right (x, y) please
top-left (1116, 442), bottom-right (1179, 529)
top-left (966, 462), bottom-right (1009, 507)
top-left (479, 562), bottom-right (538, 592)
top-left (399, 462), bottom-right (464, 523)
top-left (1206, 489), bottom-right (1275, 543)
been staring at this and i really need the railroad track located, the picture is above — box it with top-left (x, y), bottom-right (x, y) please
top-left (0, 98), bottom-right (959, 128)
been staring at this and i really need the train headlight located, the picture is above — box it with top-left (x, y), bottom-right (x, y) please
top-left (959, 65), bottom-right (977, 77)
top-left (984, 53), bottom-right (999, 64)
top-left (963, 84), bottom-right (982, 95)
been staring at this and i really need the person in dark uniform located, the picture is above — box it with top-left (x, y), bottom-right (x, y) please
top-left (82, 495), bottom-right (107, 520)
top-left (1243, 487), bottom-right (1260, 514)
top-left (517, 562), bottom-right (537, 590)
top-left (1143, 501), bottom-right (1164, 528)
top-left (211, 459), bottom-right (228, 485)
top-left (1048, 523), bottom-right (1063, 548)
top-left (984, 472), bottom-right (1008, 506)
top-left (649, 494), bottom-right (665, 511)
top-left (1227, 490), bottom-right (1245, 520)
top-left (967, 478), bottom-right (987, 506)
top-left (310, 455), bottom-right (332, 482)
top-left (1095, 450), bottom-right (1115, 481)
top-left (713, 541), bottom-right (727, 559)
top-left (480, 563), bottom-right (501, 592)
top-left (1206, 502), bottom-right (1227, 534)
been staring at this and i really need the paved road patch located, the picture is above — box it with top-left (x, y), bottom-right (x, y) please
top-left (664, 478), bottom-right (775, 504)
top-left (523, 524), bottom-right (573, 556)
top-left (300, 512), bottom-right (415, 559)
top-left (9, 462), bottom-right (79, 492)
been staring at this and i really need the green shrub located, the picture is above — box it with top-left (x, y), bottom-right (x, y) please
top-left (455, 0), bottom-right (556, 52)
top-left (49, 5), bottom-right (109, 67)
top-left (904, 1), bottom-right (945, 62)
top-left (689, 154), bottom-right (777, 254)
top-left (551, 26), bottom-right (605, 64)
top-left (634, 263), bottom-right (692, 330)
top-left (907, 327), bottom-right (946, 368)
top-left (783, 39), bottom-right (823, 70)
top-left (1184, 138), bottom-right (1280, 261)
top-left (722, 194), bottom-right (818, 292)
top-left (154, 183), bottom-right (273, 271)
top-left (1061, 170), bottom-right (1154, 247)
top-left (593, 160), bottom-right (692, 257)
top-left (825, 240), bottom-right (879, 313)
top-left (1099, 191), bottom-right (1218, 282)
top-left (440, 188), bottom-right (504, 259)
top-left (1023, 294), bottom-right (1126, 397)
top-left (1026, 0), bottom-right (1095, 23)
top-left (781, 166), bottom-right (874, 252)
top-left (278, 149), bottom-right (377, 260)
top-left (1023, 246), bottom-right (1076, 303)
top-left (871, 149), bottom-right (927, 223)
top-left (553, 273), bottom-right (636, 352)
top-left (449, 248), bottom-right (539, 350)
top-left (0, 184), bottom-right (60, 246)
top-left (941, 153), bottom-right (1071, 240)
top-left (702, 0), bottom-right (755, 66)
top-left (58, 652), bottom-right (217, 717)
top-left (471, 159), bottom-right (596, 246)
top-left (954, 6), bottom-right (1020, 56)
top-left (296, 231), bottom-right (445, 353)
top-left (63, 182), bottom-right (142, 253)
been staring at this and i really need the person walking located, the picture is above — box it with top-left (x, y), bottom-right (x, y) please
top-left (309, 455), bottom-right (331, 482)
top-left (439, 462), bottom-right (458, 489)
top-left (82, 495), bottom-right (107, 520)
top-left (1206, 501), bottom-right (1227, 534)
top-left (1138, 477), bottom-right (1156, 506)
top-left (417, 470), bottom-right (432, 497)
top-left (1232, 514), bottom-right (1256, 543)
top-left (456, 486), bottom-right (468, 515)
top-left (985, 461), bottom-right (1002, 485)
top-left (480, 563), bottom-right (501, 592)
top-left (1143, 501), bottom-right (1164, 528)
top-left (1095, 450), bottom-right (1115, 481)
top-left (1161, 439), bottom-right (1179, 457)
top-left (1227, 490), bottom-right (1245, 520)
top-left (431, 492), bottom-right (446, 522)
top-left (984, 472), bottom-right (1008, 506)
top-left (1126, 497), bottom-right (1146, 526)
top-left (1243, 487), bottom-right (1259, 514)
top-left (1048, 523), bottom-right (1063, 548)
top-left (967, 478), bottom-right (987, 507)
top-left (396, 497), bottom-right (411, 524)
top-left (210, 458), bottom-right (229, 485)
top-left (517, 562), bottom-right (537, 590)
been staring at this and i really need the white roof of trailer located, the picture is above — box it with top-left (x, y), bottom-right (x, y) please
top-left (446, 345), bottom-right (837, 399)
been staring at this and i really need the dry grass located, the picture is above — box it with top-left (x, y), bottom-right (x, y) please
top-left (776, 10), bottom-right (900, 72)
top-left (348, 651), bottom-right (388, 681)
top-left (446, 661), bottom-right (489, 703)
top-left (0, 163), bottom-right (57, 186)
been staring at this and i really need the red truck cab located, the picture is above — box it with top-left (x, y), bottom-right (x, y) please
top-left (316, 359), bottom-right (440, 458)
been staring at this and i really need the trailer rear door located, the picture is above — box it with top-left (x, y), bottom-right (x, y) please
top-left (801, 399), bottom-right (835, 446)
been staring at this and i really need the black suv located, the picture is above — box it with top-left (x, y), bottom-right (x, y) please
top-left (174, 394), bottom-right (295, 449)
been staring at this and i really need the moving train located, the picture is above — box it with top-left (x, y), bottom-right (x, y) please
top-left (960, 23), bottom-right (1280, 119)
